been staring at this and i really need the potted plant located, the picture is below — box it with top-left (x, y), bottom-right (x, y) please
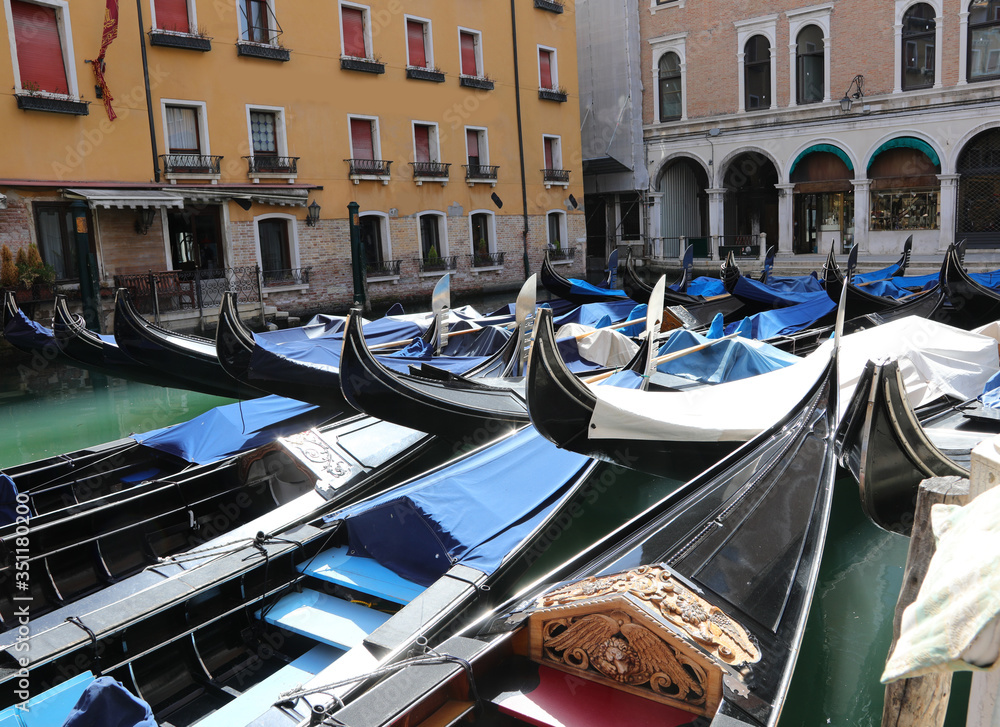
top-left (425, 245), bottom-right (446, 271)
top-left (14, 244), bottom-right (56, 300)
top-left (475, 239), bottom-right (492, 267)
top-left (0, 245), bottom-right (17, 290)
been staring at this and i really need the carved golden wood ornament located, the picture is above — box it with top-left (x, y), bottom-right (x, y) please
top-left (524, 565), bottom-right (758, 716)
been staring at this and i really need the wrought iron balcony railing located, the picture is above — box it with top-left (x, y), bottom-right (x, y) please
top-left (470, 251), bottom-right (505, 268)
top-left (262, 266), bottom-right (311, 286)
top-left (459, 75), bottom-right (495, 90)
top-left (463, 164), bottom-right (499, 181)
top-left (548, 246), bottom-right (575, 262)
top-left (410, 161), bottom-right (451, 179)
top-left (346, 158), bottom-right (392, 177)
top-left (542, 168), bottom-right (571, 184)
top-left (244, 155), bottom-right (299, 174)
top-left (417, 255), bottom-right (457, 273)
top-left (534, 0), bottom-right (564, 12)
top-left (161, 154), bottom-right (222, 174)
top-left (366, 259), bottom-right (403, 278)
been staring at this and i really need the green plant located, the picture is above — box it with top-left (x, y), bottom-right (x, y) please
top-left (427, 245), bottom-right (439, 261)
top-left (15, 244), bottom-right (55, 288)
top-left (0, 245), bottom-right (16, 289)
top-left (21, 80), bottom-right (40, 95)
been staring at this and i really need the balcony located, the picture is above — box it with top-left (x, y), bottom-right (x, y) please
top-left (548, 246), bottom-right (575, 264)
top-left (366, 259), bottom-right (403, 282)
top-left (346, 158), bottom-right (392, 184)
top-left (417, 255), bottom-right (457, 275)
top-left (410, 161), bottom-right (451, 186)
top-left (470, 251), bottom-right (505, 271)
top-left (262, 266), bottom-right (310, 289)
top-left (237, 40), bottom-right (290, 61)
top-left (15, 93), bottom-right (88, 115)
top-left (534, 0), bottom-right (564, 11)
top-left (538, 87), bottom-right (568, 102)
top-left (341, 56), bottom-right (385, 74)
top-left (406, 66), bottom-right (446, 83)
top-left (244, 155), bottom-right (299, 181)
top-left (160, 154), bottom-right (223, 181)
top-left (459, 75), bottom-right (494, 91)
top-left (148, 29), bottom-right (212, 51)
top-left (463, 164), bottom-right (499, 186)
top-left (542, 168), bottom-right (571, 189)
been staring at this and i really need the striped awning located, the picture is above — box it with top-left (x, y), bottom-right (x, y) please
top-left (64, 188), bottom-right (185, 209)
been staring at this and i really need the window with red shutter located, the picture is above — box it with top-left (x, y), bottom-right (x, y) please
top-left (351, 119), bottom-right (375, 160)
top-left (460, 32), bottom-right (478, 76)
top-left (154, 0), bottom-right (190, 33)
top-left (414, 125), bottom-right (431, 162)
top-left (539, 49), bottom-right (553, 89)
top-left (407, 20), bottom-right (427, 68)
top-left (466, 130), bottom-right (480, 165)
top-left (544, 138), bottom-right (555, 170)
top-left (11, 1), bottom-right (69, 95)
top-left (342, 6), bottom-right (367, 58)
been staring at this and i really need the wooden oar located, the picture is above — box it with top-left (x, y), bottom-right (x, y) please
top-left (583, 331), bottom-right (740, 384)
top-left (568, 316), bottom-right (647, 341)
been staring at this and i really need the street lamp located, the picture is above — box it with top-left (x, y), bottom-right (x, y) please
top-left (840, 75), bottom-right (865, 112)
top-left (305, 200), bottom-right (321, 227)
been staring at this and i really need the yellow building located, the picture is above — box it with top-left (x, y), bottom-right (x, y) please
top-left (0, 0), bottom-right (584, 324)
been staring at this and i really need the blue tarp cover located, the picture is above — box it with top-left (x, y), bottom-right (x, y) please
top-left (857, 276), bottom-right (937, 299)
top-left (133, 395), bottom-right (336, 464)
top-left (337, 374), bottom-right (644, 587)
top-left (552, 300), bottom-right (640, 328)
top-left (762, 272), bottom-right (824, 294)
top-left (732, 276), bottom-right (834, 308)
top-left (566, 277), bottom-right (629, 299)
top-left (981, 370), bottom-right (1000, 409)
top-left (685, 277), bottom-right (727, 297)
top-left (723, 293), bottom-right (836, 340)
top-left (61, 677), bottom-right (157, 727)
top-left (852, 262), bottom-right (902, 285)
top-left (656, 330), bottom-right (799, 384)
top-left (971, 270), bottom-right (1000, 289)
top-left (3, 307), bottom-right (57, 352)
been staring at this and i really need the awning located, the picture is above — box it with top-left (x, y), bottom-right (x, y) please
top-left (789, 144), bottom-right (854, 175)
top-left (174, 188), bottom-right (309, 207)
top-left (64, 188), bottom-right (185, 209)
top-left (0, 192), bottom-right (6, 209)
top-left (868, 137), bottom-right (941, 169)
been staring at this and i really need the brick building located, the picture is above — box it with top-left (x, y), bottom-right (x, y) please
top-left (0, 0), bottom-right (584, 329)
top-left (640, 0), bottom-right (1000, 272)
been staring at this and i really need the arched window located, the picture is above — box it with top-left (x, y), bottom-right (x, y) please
top-left (744, 35), bottom-right (771, 109)
top-left (658, 52), bottom-right (682, 121)
top-left (957, 129), bottom-right (1000, 246)
top-left (969, 0), bottom-right (1000, 82)
top-left (796, 25), bottom-right (824, 104)
top-left (902, 4), bottom-right (935, 90)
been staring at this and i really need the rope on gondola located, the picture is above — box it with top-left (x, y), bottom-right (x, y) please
top-left (65, 615), bottom-right (102, 675)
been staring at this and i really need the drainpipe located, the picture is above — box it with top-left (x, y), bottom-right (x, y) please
top-left (510, 0), bottom-right (530, 278)
top-left (136, 0), bottom-right (160, 182)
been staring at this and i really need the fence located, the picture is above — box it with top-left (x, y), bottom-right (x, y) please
top-left (113, 266), bottom-right (263, 323)
top-left (645, 234), bottom-right (766, 261)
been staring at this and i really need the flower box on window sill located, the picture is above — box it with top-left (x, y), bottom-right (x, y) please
top-left (149, 29), bottom-right (212, 51)
top-left (534, 0), bottom-right (565, 12)
top-left (341, 56), bottom-right (385, 74)
top-left (460, 75), bottom-right (495, 91)
top-left (237, 40), bottom-right (290, 61)
top-left (410, 162), bottom-right (450, 186)
top-left (15, 93), bottom-right (89, 116)
top-left (406, 67), bottom-right (446, 83)
top-left (346, 159), bottom-right (392, 184)
top-left (542, 169), bottom-right (571, 189)
top-left (538, 88), bottom-right (568, 102)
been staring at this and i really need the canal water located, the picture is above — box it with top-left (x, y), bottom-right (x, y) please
top-left (0, 353), bottom-right (972, 725)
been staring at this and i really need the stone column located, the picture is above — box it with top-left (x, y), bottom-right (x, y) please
top-left (851, 179), bottom-right (872, 254)
top-left (823, 36), bottom-right (832, 103)
top-left (647, 192), bottom-right (664, 257)
top-left (775, 183), bottom-right (796, 255)
top-left (959, 12), bottom-right (969, 85)
top-left (893, 23), bottom-right (903, 94)
top-left (788, 42), bottom-right (798, 107)
top-left (707, 188), bottom-right (727, 254)
top-left (937, 174), bottom-right (960, 251)
top-left (736, 51), bottom-right (746, 113)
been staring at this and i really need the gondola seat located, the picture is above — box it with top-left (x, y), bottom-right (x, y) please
top-left (258, 588), bottom-right (391, 651)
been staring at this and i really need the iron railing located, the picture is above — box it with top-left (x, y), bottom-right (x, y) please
top-left (718, 234), bottom-right (761, 259)
top-left (160, 154), bottom-right (222, 174)
top-left (346, 158), bottom-right (392, 176)
top-left (410, 161), bottom-right (451, 179)
top-left (113, 266), bottom-right (262, 322)
top-left (417, 255), bottom-right (457, 273)
top-left (366, 259), bottom-right (403, 278)
top-left (463, 164), bottom-right (499, 181)
top-left (542, 168), bottom-right (570, 184)
top-left (262, 266), bottom-right (310, 286)
top-left (548, 247), bottom-right (575, 262)
top-left (244, 155), bottom-right (299, 174)
top-left (470, 251), bottom-right (505, 268)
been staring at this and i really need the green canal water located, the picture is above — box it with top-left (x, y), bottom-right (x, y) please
top-left (0, 356), bottom-right (972, 725)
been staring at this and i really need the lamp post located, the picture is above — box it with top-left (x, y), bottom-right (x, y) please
top-left (347, 201), bottom-right (369, 311)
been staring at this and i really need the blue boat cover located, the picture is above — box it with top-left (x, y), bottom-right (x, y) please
top-left (337, 374), bottom-right (645, 587)
top-left (254, 315), bottom-right (426, 353)
top-left (565, 277), bottom-right (629, 300)
top-left (706, 313), bottom-right (725, 339)
top-left (732, 275), bottom-right (834, 308)
top-left (763, 272), bottom-right (824, 294)
top-left (0, 474), bottom-right (18, 527)
top-left (856, 276), bottom-right (937, 299)
top-left (617, 304), bottom-right (647, 337)
top-left (723, 293), bottom-right (836, 340)
top-left (3, 307), bottom-right (57, 352)
top-left (971, 270), bottom-right (1000, 289)
top-left (656, 330), bottom-right (799, 384)
top-left (852, 262), bottom-right (902, 284)
top-left (133, 395), bottom-right (337, 464)
top-left (685, 277), bottom-right (726, 297)
top-left (981, 370), bottom-right (1000, 409)
top-left (61, 677), bottom-right (156, 727)
top-left (552, 300), bottom-right (641, 328)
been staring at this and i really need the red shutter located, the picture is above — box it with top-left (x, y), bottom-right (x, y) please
top-left (154, 0), bottom-right (190, 33)
top-left (539, 49), bottom-right (552, 89)
top-left (407, 20), bottom-right (426, 68)
top-left (460, 32), bottom-right (477, 76)
top-left (351, 119), bottom-right (374, 160)
top-left (466, 130), bottom-right (480, 160)
top-left (544, 138), bottom-right (554, 170)
top-left (342, 7), bottom-right (366, 58)
top-left (11, 1), bottom-right (69, 95)
top-left (414, 125), bottom-right (430, 162)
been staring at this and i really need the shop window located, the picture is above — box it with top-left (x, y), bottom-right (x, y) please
top-left (869, 145), bottom-right (941, 231)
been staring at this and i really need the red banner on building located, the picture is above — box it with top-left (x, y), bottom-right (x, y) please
top-left (93, 0), bottom-right (119, 120)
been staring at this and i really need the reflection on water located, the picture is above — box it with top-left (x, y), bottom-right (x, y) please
top-left (0, 360), bottom-right (234, 469)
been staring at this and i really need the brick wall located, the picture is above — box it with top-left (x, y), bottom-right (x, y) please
top-left (0, 195), bottom-right (33, 256)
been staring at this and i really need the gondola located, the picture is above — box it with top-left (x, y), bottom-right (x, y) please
top-left (941, 241), bottom-right (1000, 328)
top-left (540, 249), bottom-right (632, 305)
top-left (823, 244), bottom-right (918, 317)
top-left (835, 358), bottom-right (999, 534)
top-left (850, 235), bottom-right (912, 284)
top-left (321, 289), bottom-right (843, 727)
top-left (0, 410), bottom-right (438, 631)
top-left (113, 288), bottom-right (266, 399)
top-left (2, 289), bottom-right (71, 362)
top-left (623, 249), bottom-right (697, 305)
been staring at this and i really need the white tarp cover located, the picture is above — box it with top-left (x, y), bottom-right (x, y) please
top-left (556, 323), bottom-right (639, 368)
top-left (588, 316), bottom-right (1000, 444)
